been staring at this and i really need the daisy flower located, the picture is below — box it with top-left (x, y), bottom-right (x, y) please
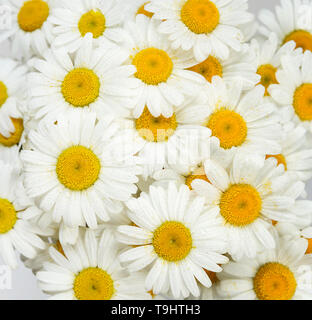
top-left (0, 0), bottom-right (55, 59)
top-left (0, 58), bottom-right (27, 148)
top-left (0, 155), bottom-right (47, 269)
top-left (117, 183), bottom-right (229, 299)
top-left (123, 15), bottom-right (205, 118)
top-left (217, 237), bottom-right (312, 300)
top-left (36, 229), bottom-right (150, 300)
top-left (124, 0), bottom-right (154, 21)
top-left (49, 0), bottom-right (125, 53)
top-left (146, 0), bottom-right (253, 61)
top-left (269, 50), bottom-right (312, 132)
top-left (251, 32), bottom-right (302, 98)
top-left (28, 34), bottom-right (139, 120)
top-left (187, 44), bottom-right (260, 91)
top-left (200, 77), bottom-right (281, 158)
top-left (259, 0), bottom-right (312, 53)
top-left (266, 122), bottom-right (312, 181)
top-left (118, 97), bottom-right (211, 178)
top-left (191, 154), bottom-right (312, 260)
top-left (21, 111), bottom-right (140, 232)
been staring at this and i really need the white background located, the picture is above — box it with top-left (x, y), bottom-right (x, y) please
top-left (0, 0), bottom-right (311, 300)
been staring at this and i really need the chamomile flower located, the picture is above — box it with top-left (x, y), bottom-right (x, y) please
top-left (123, 15), bottom-right (205, 118)
top-left (187, 44), bottom-right (260, 91)
top-left (0, 156), bottom-right (47, 269)
top-left (259, 0), bottom-right (312, 53)
top-left (266, 123), bottom-right (312, 181)
top-left (217, 237), bottom-right (312, 300)
top-left (200, 77), bottom-right (281, 158)
top-left (269, 50), bottom-right (312, 131)
top-left (21, 111), bottom-right (140, 233)
top-left (191, 155), bottom-right (312, 260)
top-left (252, 32), bottom-right (302, 97)
top-left (125, 0), bottom-right (154, 21)
top-left (37, 229), bottom-right (150, 300)
top-left (117, 183), bottom-right (228, 299)
top-left (146, 0), bottom-right (253, 61)
top-left (118, 97), bottom-right (211, 178)
top-left (28, 34), bottom-right (139, 120)
top-left (0, 0), bottom-right (54, 59)
top-left (0, 58), bottom-right (27, 148)
top-left (50, 0), bottom-right (125, 53)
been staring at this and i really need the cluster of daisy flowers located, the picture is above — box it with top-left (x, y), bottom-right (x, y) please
top-left (1, 0), bottom-right (312, 301)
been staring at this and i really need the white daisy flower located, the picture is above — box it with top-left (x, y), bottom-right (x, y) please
top-left (21, 111), bottom-right (141, 232)
top-left (187, 44), bottom-right (260, 91)
top-left (123, 15), bottom-right (205, 118)
top-left (117, 183), bottom-right (228, 299)
top-left (118, 97), bottom-right (212, 178)
top-left (266, 122), bottom-right (312, 181)
top-left (28, 34), bottom-right (139, 120)
top-left (0, 58), bottom-right (27, 148)
top-left (269, 50), bottom-right (312, 132)
top-left (259, 0), bottom-right (312, 53)
top-left (199, 77), bottom-right (282, 158)
top-left (251, 32), bottom-right (302, 98)
top-left (146, 0), bottom-right (253, 61)
top-left (37, 229), bottom-right (150, 300)
top-left (0, 157), bottom-right (47, 269)
top-left (191, 154), bottom-right (312, 260)
top-left (217, 237), bottom-right (312, 300)
top-left (124, 0), bottom-right (154, 21)
top-left (49, 0), bottom-right (125, 53)
top-left (0, 0), bottom-right (55, 59)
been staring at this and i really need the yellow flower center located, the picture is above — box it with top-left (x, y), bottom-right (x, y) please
top-left (188, 56), bottom-right (223, 82)
top-left (152, 221), bottom-right (193, 262)
top-left (207, 109), bottom-right (247, 149)
top-left (284, 30), bottom-right (312, 52)
top-left (73, 267), bottom-right (114, 300)
top-left (185, 166), bottom-right (210, 190)
top-left (254, 262), bottom-right (297, 300)
top-left (0, 198), bottom-right (17, 234)
top-left (132, 48), bottom-right (173, 85)
top-left (78, 10), bottom-right (106, 38)
top-left (137, 2), bottom-right (154, 18)
top-left (18, 0), bottom-right (49, 32)
top-left (61, 68), bottom-right (100, 107)
top-left (56, 146), bottom-right (101, 191)
top-left (306, 238), bottom-right (312, 254)
top-left (135, 107), bottom-right (177, 142)
top-left (293, 83), bottom-right (312, 121)
top-left (220, 184), bottom-right (262, 227)
top-left (0, 81), bottom-right (8, 107)
top-left (0, 118), bottom-right (24, 147)
top-left (266, 154), bottom-right (287, 170)
top-left (181, 0), bottom-right (220, 34)
top-left (257, 64), bottom-right (278, 96)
